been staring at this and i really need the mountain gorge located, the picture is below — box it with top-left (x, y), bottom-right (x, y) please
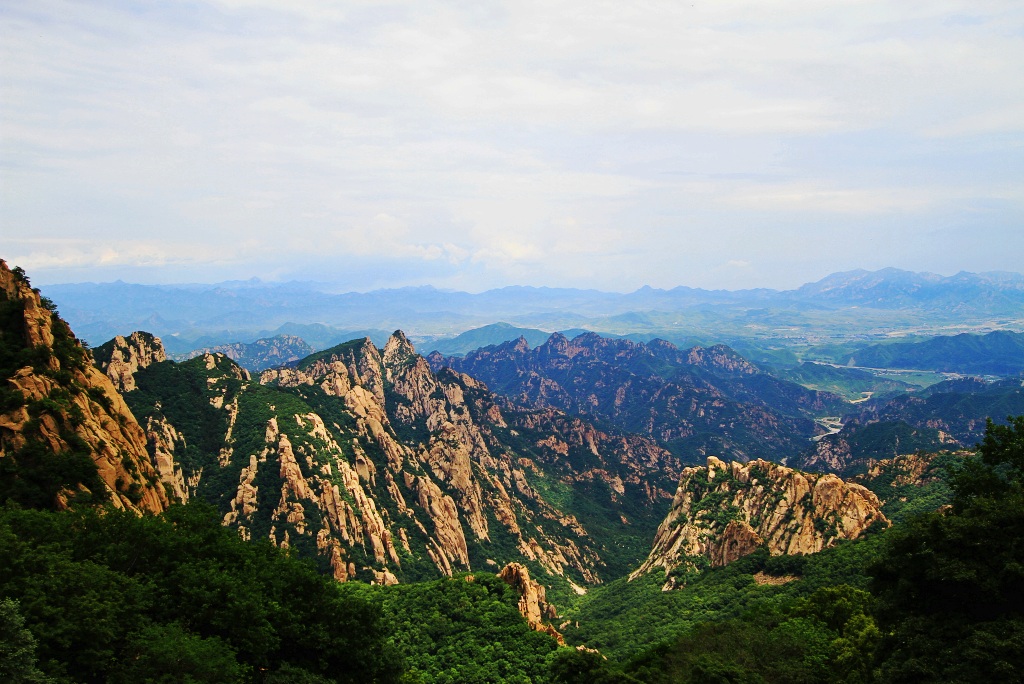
top-left (106, 328), bottom-right (685, 589)
top-left (4, 257), bottom-right (1023, 682)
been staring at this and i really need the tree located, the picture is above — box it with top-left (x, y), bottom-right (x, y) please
top-left (0, 599), bottom-right (51, 684)
top-left (870, 416), bottom-right (1024, 681)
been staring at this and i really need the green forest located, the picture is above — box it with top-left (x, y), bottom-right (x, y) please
top-left (2, 416), bottom-right (1023, 682)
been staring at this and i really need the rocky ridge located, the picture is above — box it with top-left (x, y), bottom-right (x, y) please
top-left (431, 332), bottom-right (847, 463)
top-left (0, 260), bottom-right (167, 513)
top-left (631, 456), bottom-right (887, 589)
top-left (111, 329), bottom-right (681, 588)
top-left (92, 331), bottom-right (166, 392)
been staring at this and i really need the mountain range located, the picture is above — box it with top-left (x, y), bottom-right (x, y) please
top-left (4, 257), bottom-right (1024, 681)
top-left (39, 268), bottom-right (1024, 353)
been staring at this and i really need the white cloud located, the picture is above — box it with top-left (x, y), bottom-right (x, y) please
top-left (1, 0), bottom-right (1022, 290)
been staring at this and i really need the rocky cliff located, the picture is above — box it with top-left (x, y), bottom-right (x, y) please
top-left (110, 329), bottom-right (680, 588)
top-left (631, 456), bottom-right (887, 588)
top-left (432, 333), bottom-right (847, 463)
top-left (92, 331), bottom-right (166, 392)
top-left (499, 562), bottom-right (563, 644)
top-left (0, 260), bottom-right (167, 513)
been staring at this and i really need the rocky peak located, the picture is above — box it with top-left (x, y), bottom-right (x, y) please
top-left (499, 562), bottom-right (563, 644)
top-left (631, 456), bottom-right (887, 588)
top-left (383, 330), bottom-right (416, 368)
top-left (685, 345), bottom-right (758, 375)
top-left (541, 332), bottom-right (570, 354)
top-left (0, 260), bottom-right (168, 513)
top-left (93, 331), bottom-right (167, 392)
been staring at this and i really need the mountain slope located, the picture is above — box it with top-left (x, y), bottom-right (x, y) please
top-left (431, 332), bottom-right (847, 463)
top-left (0, 260), bottom-right (167, 513)
top-left (108, 329), bottom-right (684, 589)
top-left (842, 330), bottom-right (1024, 376)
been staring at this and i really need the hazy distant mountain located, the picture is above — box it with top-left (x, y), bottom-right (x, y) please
top-left (38, 268), bottom-right (1024, 350)
top-left (841, 330), bottom-right (1024, 376)
top-left (425, 322), bottom-right (597, 356)
top-left (792, 268), bottom-right (1024, 311)
top-left (173, 334), bottom-right (315, 372)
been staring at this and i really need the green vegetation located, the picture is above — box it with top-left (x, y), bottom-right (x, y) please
top-left (0, 502), bottom-right (401, 683)
top-left (776, 362), bottom-right (918, 401)
top-left (869, 416), bottom-right (1024, 681)
top-left (859, 451), bottom-right (960, 523)
top-left (554, 417), bottom-right (1024, 682)
top-left (561, 534), bottom-right (886, 661)
top-left (843, 331), bottom-right (1024, 376)
top-left (352, 573), bottom-right (560, 683)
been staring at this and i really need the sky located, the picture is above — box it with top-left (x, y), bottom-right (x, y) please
top-left (1, 1), bottom-right (1022, 292)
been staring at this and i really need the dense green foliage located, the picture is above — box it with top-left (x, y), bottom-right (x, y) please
top-left (0, 503), bottom-right (401, 683)
top-left (857, 451), bottom-right (959, 523)
top-left (561, 533), bottom-right (886, 661)
top-left (349, 573), bottom-right (560, 683)
top-left (868, 416), bottom-right (1024, 681)
top-left (843, 330), bottom-right (1024, 376)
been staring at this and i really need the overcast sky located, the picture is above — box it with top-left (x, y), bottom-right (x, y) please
top-left (2, 1), bottom-right (1022, 292)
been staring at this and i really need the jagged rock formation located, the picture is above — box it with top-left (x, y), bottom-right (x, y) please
top-left (176, 334), bottom-right (315, 372)
top-left (631, 456), bottom-right (887, 588)
top-left (499, 562), bottom-right (564, 644)
top-left (108, 330), bottom-right (681, 589)
top-left (798, 419), bottom-right (961, 475)
top-left (431, 333), bottom-right (847, 463)
top-left (92, 331), bottom-right (166, 392)
top-left (0, 260), bottom-right (167, 513)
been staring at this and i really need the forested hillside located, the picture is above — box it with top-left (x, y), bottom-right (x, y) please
top-left (2, 258), bottom-right (1023, 682)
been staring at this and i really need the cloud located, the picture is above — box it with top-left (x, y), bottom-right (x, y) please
top-left (1, 1), bottom-right (1021, 291)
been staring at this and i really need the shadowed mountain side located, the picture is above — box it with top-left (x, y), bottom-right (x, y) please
top-left (431, 332), bottom-right (849, 464)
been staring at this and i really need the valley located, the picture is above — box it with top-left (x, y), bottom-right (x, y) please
top-left (2, 259), bottom-right (1023, 682)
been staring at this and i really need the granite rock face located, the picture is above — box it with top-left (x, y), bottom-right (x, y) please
top-left (631, 456), bottom-right (888, 588)
top-left (499, 562), bottom-right (564, 644)
top-left (93, 331), bottom-right (166, 393)
top-left (0, 260), bottom-right (167, 513)
top-left (108, 330), bottom-right (680, 589)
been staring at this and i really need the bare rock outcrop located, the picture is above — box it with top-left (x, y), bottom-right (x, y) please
top-left (499, 562), bottom-right (564, 644)
top-left (631, 456), bottom-right (888, 587)
top-left (0, 260), bottom-right (168, 513)
top-left (94, 331), bottom-right (166, 393)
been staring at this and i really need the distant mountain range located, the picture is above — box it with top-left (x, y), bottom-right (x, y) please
top-left (38, 268), bottom-right (1024, 351)
top-left (840, 330), bottom-right (1024, 376)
